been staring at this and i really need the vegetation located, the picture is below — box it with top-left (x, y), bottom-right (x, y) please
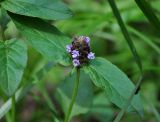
top-left (0, 0), bottom-right (160, 122)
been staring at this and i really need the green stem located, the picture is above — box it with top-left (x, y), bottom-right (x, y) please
top-left (5, 109), bottom-right (11, 122)
top-left (64, 68), bottom-right (80, 122)
top-left (3, 97), bottom-right (11, 122)
top-left (11, 94), bottom-right (16, 122)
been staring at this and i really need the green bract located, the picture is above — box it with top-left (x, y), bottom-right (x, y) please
top-left (0, 39), bottom-right (27, 96)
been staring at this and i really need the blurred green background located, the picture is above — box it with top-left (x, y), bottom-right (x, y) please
top-left (0, 0), bottom-right (160, 122)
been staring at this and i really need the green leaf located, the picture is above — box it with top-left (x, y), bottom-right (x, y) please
top-left (83, 57), bottom-right (143, 116)
top-left (135, 0), bottom-right (160, 31)
top-left (107, 0), bottom-right (142, 73)
top-left (55, 71), bottom-right (94, 119)
top-left (0, 39), bottom-right (27, 96)
top-left (2, 0), bottom-right (72, 20)
top-left (8, 12), bottom-right (71, 65)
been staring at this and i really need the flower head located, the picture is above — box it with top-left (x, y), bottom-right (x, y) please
top-left (73, 59), bottom-right (80, 67)
top-left (87, 52), bottom-right (95, 59)
top-left (72, 50), bottom-right (79, 58)
top-left (66, 44), bottom-right (72, 53)
top-left (66, 36), bottom-right (95, 67)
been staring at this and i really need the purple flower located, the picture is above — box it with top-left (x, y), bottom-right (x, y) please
top-left (87, 52), bottom-right (95, 59)
top-left (66, 44), bottom-right (72, 53)
top-left (73, 59), bottom-right (80, 67)
top-left (72, 50), bottom-right (79, 58)
top-left (84, 36), bottom-right (90, 44)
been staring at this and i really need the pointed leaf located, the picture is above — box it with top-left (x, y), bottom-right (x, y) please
top-left (83, 57), bottom-right (143, 116)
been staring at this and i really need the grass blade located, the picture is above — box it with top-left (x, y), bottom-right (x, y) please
top-left (114, 76), bottom-right (143, 122)
top-left (107, 1), bottom-right (144, 121)
top-left (107, 0), bottom-right (143, 73)
top-left (128, 26), bottom-right (160, 55)
top-left (135, 0), bottom-right (160, 31)
top-left (149, 102), bottom-right (160, 122)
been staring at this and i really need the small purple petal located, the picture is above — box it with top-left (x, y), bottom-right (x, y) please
top-left (72, 50), bottom-right (79, 58)
top-left (84, 36), bottom-right (90, 43)
top-left (73, 59), bottom-right (80, 67)
top-left (87, 52), bottom-right (95, 59)
top-left (66, 44), bottom-right (72, 53)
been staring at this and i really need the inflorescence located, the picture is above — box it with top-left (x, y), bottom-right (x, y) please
top-left (66, 36), bottom-right (95, 67)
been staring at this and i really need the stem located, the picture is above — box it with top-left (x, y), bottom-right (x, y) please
top-left (11, 94), bottom-right (16, 122)
top-left (64, 68), bottom-right (80, 122)
top-left (5, 108), bottom-right (11, 122)
top-left (3, 97), bottom-right (11, 122)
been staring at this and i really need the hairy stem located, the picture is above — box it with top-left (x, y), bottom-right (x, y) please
top-left (64, 68), bottom-right (80, 122)
top-left (11, 94), bottom-right (16, 122)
